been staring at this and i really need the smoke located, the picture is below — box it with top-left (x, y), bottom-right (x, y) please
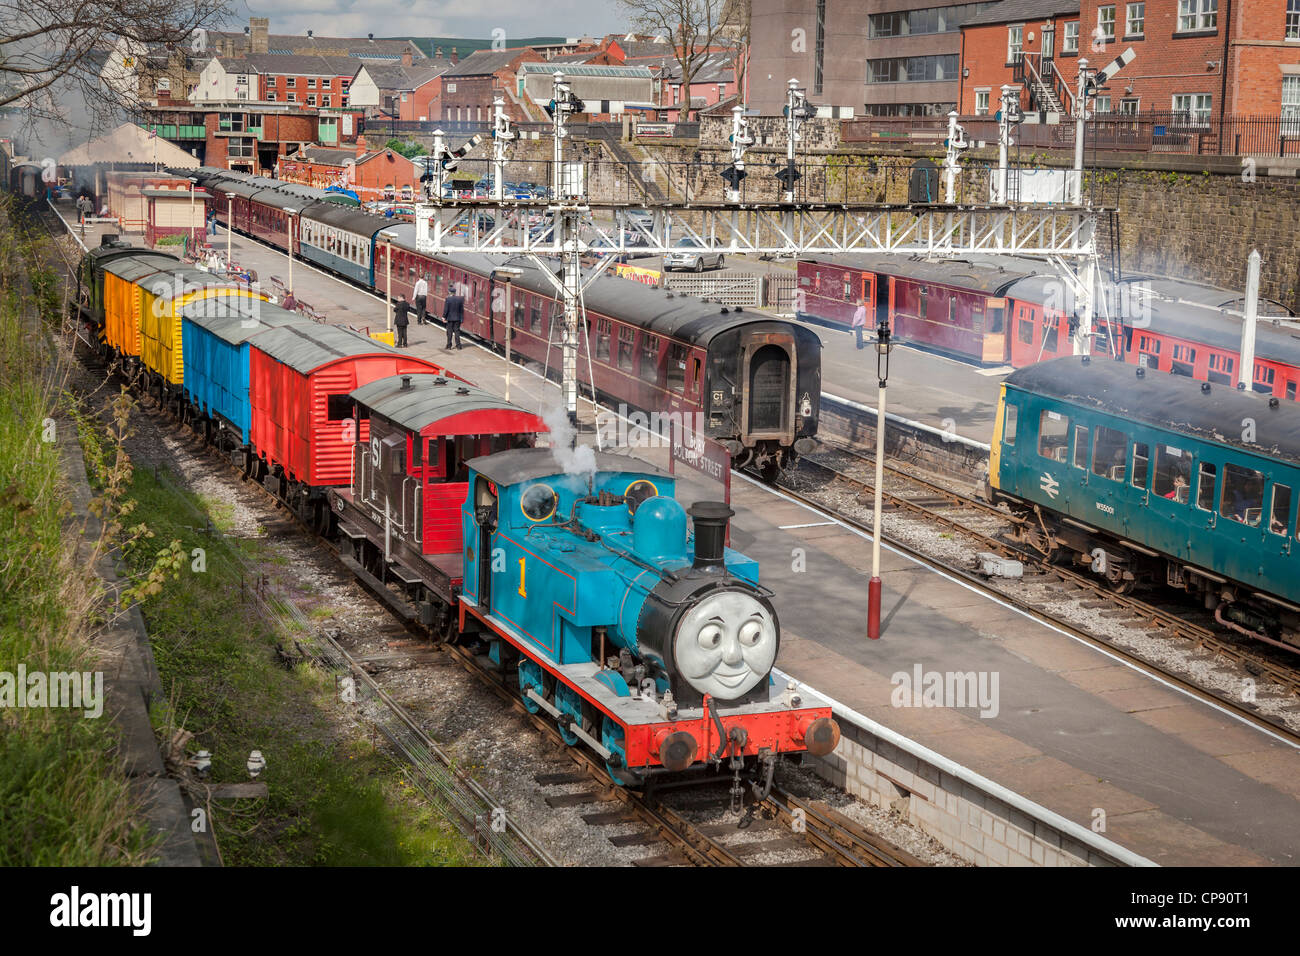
top-left (541, 403), bottom-right (597, 479)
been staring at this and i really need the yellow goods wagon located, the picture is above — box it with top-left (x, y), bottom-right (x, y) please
top-left (138, 268), bottom-right (267, 386)
top-left (101, 254), bottom-right (178, 357)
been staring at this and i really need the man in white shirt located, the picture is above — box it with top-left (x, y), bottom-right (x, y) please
top-left (413, 274), bottom-right (429, 325)
top-left (851, 298), bottom-right (868, 349)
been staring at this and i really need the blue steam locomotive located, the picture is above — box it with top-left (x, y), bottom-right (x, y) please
top-left (457, 447), bottom-right (839, 787)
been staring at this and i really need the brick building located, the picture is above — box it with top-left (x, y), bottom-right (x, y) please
top-left (750, 0), bottom-right (998, 115)
top-left (438, 48), bottom-right (545, 124)
top-left (279, 136), bottom-right (423, 201)
top-left (960, 0), bottom-right (1300, 124)
top-left (957, 0), bottom-right (1080, 115)
top-left (349, 60), bottom-right (451, 121)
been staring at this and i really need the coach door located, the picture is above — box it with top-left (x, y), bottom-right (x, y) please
top-left (741, 331), bottom-right (796, 444)
top-left (472, 477), bottom-right (498, 608)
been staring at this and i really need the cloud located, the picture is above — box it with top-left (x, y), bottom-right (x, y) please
top-left (241, 0), bottom-right (631, 41)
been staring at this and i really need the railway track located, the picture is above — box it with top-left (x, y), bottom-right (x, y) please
top-left (789, 443), bottom-right (1300, 746)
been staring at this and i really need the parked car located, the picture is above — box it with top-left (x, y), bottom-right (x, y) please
top-left (620, 208), bottom-right (655, 232)
top-left (662, 237), bottom-right (724, 272)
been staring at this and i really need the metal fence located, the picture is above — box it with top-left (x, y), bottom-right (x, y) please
top-left (841, 112), bottom-right (1300, 158)
top-left (661, 271), bottom-right (762, 307)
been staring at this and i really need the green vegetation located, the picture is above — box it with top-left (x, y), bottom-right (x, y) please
top-left (384, 137), bottom-right (428, 160)
top-left (123, 465), bottom-right (483, 866)
top-left (0, 200), bottom-right (154, 865)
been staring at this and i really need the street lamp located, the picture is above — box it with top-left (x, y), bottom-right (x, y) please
top-left (284, 207), bottom-right (299, 297)
top-left (188, 177), bottom-right (197, 248)
top-left (867, 314), bottom-right (893, 641)
top-left (226, 195), bottom-right (233, 267)
top-left (379, 229), bottom-right (397, 333)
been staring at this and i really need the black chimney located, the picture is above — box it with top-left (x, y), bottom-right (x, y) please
top-left (400, 375), bottom-right (412, 390)
top-left (688, 501), bottom-right (733, 571)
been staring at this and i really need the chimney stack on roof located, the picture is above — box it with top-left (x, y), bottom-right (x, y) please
top-left (435, 46), bottom-right (443, 57)
top-left (401, 49), bottom-right (413, 67)
top-left (249, 16), bottom-right (269, 55)
top-left (450, 47), bottom-right (458, 64)
top-left (355, 134), bottom-right (367, 158)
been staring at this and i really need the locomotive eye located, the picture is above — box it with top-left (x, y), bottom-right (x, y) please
top-left (739, 620), bottom-right (762, 646)
top-left (698, 624), bottom-right (723, 650)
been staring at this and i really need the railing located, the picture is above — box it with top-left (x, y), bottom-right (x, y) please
top-left (840, 111), bottom-right (1300, 157)
top-left (1012, 52), bottom-right (1074, 117)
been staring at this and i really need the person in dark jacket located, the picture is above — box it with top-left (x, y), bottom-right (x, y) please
top-left (393, 296), bottom-right (411, 347)
top-left (443, 290), bottom-right (465, 350)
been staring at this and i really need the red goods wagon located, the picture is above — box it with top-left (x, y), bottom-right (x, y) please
top-left (795, 257), bottom-right (877, 328)
top-left (248, 324), bottom-right (450, 487)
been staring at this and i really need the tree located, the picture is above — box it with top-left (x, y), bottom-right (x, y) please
top-left (616, 0), bottom-right (744, 120)
top-left (384, 137), bottom-right (427, 159)
top-left (0, 0), bottom-right (229, 134)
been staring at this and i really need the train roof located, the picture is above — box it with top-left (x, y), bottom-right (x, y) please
top-left (803, 252), bottom-right (1042, 295)
top-left (418, 247), bottom-right (812, 347)
top-left (101, 252), bottom-right (186, 282)
top-left (180, 299), bottom-right (307, 344)
top-left (469, 446), bottom-right (668, 486)
top-left (350, 373), bottom-right (545, 434)
top-left (1005, 356), bottom-right (1300, 466)
top-left (300, 201), bottom-right (395, 236)
top-left (252, 322), bottom-right (399, 374)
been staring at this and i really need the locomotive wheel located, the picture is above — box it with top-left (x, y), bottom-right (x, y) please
top-left (1105, 565), bottom-right (1136, 595)
top-left (1023, 521), bottom-right (1058, 561)
top-left (759, 459), bottom-right (781, 482)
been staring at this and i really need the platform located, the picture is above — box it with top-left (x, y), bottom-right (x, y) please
top-left (66, 209), bottom-right (1299, 865)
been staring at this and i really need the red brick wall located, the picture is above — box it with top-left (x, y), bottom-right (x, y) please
top-left (264, 73), bottom-right (351, 108)
top-left (1076, 0), bottom-right (1225, 114)
top-left (1229, 0), bottom-right (1300, 114)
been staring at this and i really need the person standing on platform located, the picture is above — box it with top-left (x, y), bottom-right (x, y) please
top-left (413, 274), bottom-right (428, 324)
top-left (442, 287), bottom-right (465, 350)
top-left (852, 298), bottom-right (868, 350)
top-left (393, 296), bottom-right (411, 348)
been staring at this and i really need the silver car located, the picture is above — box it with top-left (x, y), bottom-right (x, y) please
top-left (662, 237), bottom-right (725, 272)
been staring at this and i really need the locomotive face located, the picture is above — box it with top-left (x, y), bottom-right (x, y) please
top-left (673, 589), bottom-right (777, 700)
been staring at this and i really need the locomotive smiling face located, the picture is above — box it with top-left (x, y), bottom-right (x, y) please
top-left (672, 588), bottom-right (778, 700)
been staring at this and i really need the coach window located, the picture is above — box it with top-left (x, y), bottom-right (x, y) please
top-left (1072, 425), bottom-right (1089, 469)
top-left (667, 343), bottom-right (688, 394)
top-left (1207, 353), bottom-right (1234, 386)
top-left (617, 327), bottom-right (636, 372)
top-left (1042, 318), bottom-right (1059, 353)
top-left (1091, 425), bottom-right (1127, 481)
top-left (640, 335), bottom-right (662, 384)
top-left (1131, 442), bottom-right (1150, 489)
top-left (595, 319), bottom-right (612, 361)
top-left (1153, 444), bottom-right (1190, 502)
top-left (1171, 344), bottom-right (1196, 377)
top-left (512, 295), bottom-right (526, 331)
top-left (1002, 403), bottom-right (1018, 445)
top-left (1270, 483), bottom-right (1292, 536)
top-left (1037, 410), bottom-right (1069, 462)
top-left (1018, 318), bottom-right (1034, 346)
top-left (529, 299), bottom-right (543, 334)
top-left (918, 286), bottom-right (928, 319)
top-left (1195, 461), bottom-right (1218, 511)
top-left (1220, 463), bottom-right (1264, 526)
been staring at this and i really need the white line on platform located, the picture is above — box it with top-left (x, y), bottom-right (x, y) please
top-left (778, 521), bottom-right (837, 529)
top-left (738, 466), bottom-right (1300, 753)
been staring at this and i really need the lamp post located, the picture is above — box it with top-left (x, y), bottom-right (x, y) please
top-left (379, 229), bottom-right (397, 333)
top-left (867, 314), bottom-right (893, 641)
top-left (226, 196), bottom-right (233, 267)
top-left (284, 208), bottom-right (298, 296)
top-left (188, 177), bottom-right (197, 247)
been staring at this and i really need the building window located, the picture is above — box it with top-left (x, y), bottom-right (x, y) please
top-left (1289, 0), bottom-right (1300, 39)
top-left (814, 0), bottom-right (826, 94)
top-left (1283, 76), bottom-right (1300, 133)
top-left (267, 92), bottom-right (277, 101)
top-left (1063, 20), bottom-right (1079, 52)
top-left (867, 55), bottom-right (960, 83)
top-left (342, 94), bottom-right (349, 106)
top-left (286, 77), bottom-right (296, 88)
top-left (342, 78), bottom-right (351, 89)
top-left (1098, 6), bottom-right (1116, 39)
top-left (1125, 2), bottom-right (1144, 35)
top-left (287, 92), bottom-right (296, 102)
top-left (1178, 0), bottom-right (1217, 32)
top-left (975, 89), bottom-right (991, 114)
top-left (1119, 97), bottom-right (1139, 114)
top-left (306, 94), bottom-right (316, 106)
top-left (868, 3), bottom-right (995, 37)
top-left (307, 77), bottom-right (317, 88)
top-left (1095, 93), bottom-right (1111, 113)
top-left (1008, 24), bottom-right (1024, 63)
top-left (1173, 92), bottom-right (1212, 124)
top-left (323, 95), bottom-right (331, 106)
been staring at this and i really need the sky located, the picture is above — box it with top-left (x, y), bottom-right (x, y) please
top-left (238, 0), bottom-right (635, 43)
